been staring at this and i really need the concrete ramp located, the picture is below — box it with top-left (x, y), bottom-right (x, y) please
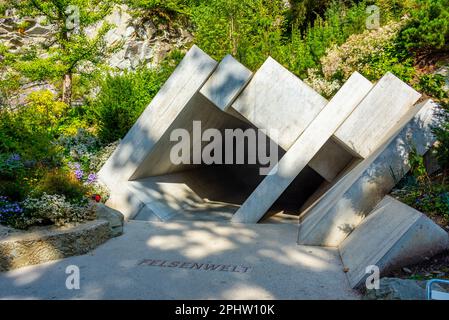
top-left (340, 196), bottom-right (449, 288)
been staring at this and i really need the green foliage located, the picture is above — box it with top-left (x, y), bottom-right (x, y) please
top-left (32, 168), bottom-right (89, 203)
top-left (286, 0), bottom-right (334, 29)
top-left (94, 67), bottom-right (168, 143)
top-left (433, 103), bottom-right (449, 172)
top-left (129, 0), bottom-right (195, 16)
top-left (399, 0), bottom-right (449, 53)
top-left (0, 106), bottom-right (57, 162)
top-left (393, 183), bottom-right (449, 221)
top-left (276, 1), bottom-right (369, 78)
top-left (408, 146), bottom-right (429, 183)
top-left (417, 74), bottom-right (449, 99)
top-left (8, 0), bottom-right (118, 104)
top-left (191, 0), bottom-right (287, 70)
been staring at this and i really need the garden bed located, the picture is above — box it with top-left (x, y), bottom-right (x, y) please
top-left (0, 203), bottom-right (124, 272)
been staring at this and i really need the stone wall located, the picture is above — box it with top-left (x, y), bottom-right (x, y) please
top-left (0, 220), bottom-right (111, 272)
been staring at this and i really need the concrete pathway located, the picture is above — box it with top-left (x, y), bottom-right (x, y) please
top-left (0, 221), bottom-right (360, 299)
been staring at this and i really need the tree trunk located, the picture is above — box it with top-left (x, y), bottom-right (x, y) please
top-left (62, 72), bottom-right (72, 105)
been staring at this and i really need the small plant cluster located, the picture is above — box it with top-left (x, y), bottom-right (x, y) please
top-left (0, 194), bottom-right (96, 230)
top-left (392, 183), bottom-right (449, 224)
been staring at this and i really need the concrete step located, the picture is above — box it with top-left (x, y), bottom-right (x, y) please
top-left (339, 196), bottom-right (449, 288)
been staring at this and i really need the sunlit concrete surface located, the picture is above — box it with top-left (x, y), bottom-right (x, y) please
top-left (0, 221), bottom-right (360, 300)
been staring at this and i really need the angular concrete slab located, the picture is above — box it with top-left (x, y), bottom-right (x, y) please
top-left (231, 72), bottom-right (373, 223)
top-left (199, 54), bottom-right (252, 111)
top-left (0, 221), bottom-right (360, 299)
top-left (98, 45), bottom-right (217, 192)
top-left (334, 72), bottom-right (421, 158)
top-left (231, 57), bottom-right (328, 150)
top-left (298, 100), bottom-right (439, 246)
top-left (340, 196), bottom-right (449, 288)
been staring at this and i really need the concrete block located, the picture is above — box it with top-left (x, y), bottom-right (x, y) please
top-left (340, 196), bottom-right (449, 288)
top-left (231, 57), bottom-right (328, 150)
top-left (334, 72), bottom-right (421, 158)
top-left (231, 72), bottom-right (373, 223)
top-left (98, 45), bottom-right (218, 192)
top-left (199, 54), bottom-right (252, 111)
top-left (298, 100), bottom-right (439, 246)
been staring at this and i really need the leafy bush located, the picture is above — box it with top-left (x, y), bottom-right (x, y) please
top-left (399, 0), bottom-right (449, 53)
top-left (275, 1), bottom-right (369, 78)
top-left (0, 153), bottom-right (24, 180)
top-left (286, 0), bottom-right (335, 29)
top-left (191, 0), bottom-right (287, 70)
top-left (94, 68), bottom-right (167, 143)
top-left (417, 74), bottom-right (449, 99)
top-left (58, 128), bottom-right (101, 169)
top-left (32, 169), bottom-right (89, 203)
top-left (88, 140), bottom-right (119, 172)
top-left (0, 90), bottom-right (67, 162)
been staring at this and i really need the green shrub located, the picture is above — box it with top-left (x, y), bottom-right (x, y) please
top-left (399, 0), bottom-right (449, 53)
top-left (417, 74), bottom-right (449, 99)
top-left (94, 68), bottom-right (167, 143)
top-left (191, 0), bottom-right (287, 70)
top-left (276, 1), bottom-right (369, 78)
top-left (0, 91), bottom-right (66, 163)
top-left (0, 179), bottom-right (29, 202)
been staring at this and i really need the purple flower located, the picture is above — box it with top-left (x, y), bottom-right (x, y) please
top-left (75, 169), bottom-right (84, 180)
top-left (8, 154), bottom-right (20, 162)
top-left (86, 173), bottom-right (97, 184)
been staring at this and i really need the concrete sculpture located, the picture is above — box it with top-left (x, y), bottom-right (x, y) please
top-left (98, 45), bottom-right (449, 287)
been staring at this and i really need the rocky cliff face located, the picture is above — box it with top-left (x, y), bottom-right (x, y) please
top-left (98, 5), bottom-right (193, 70)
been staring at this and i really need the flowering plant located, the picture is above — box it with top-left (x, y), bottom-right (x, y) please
top-left (0, 196), bottom-right (24, 227)
top-left (22, 193), bottom-right (96, 227)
